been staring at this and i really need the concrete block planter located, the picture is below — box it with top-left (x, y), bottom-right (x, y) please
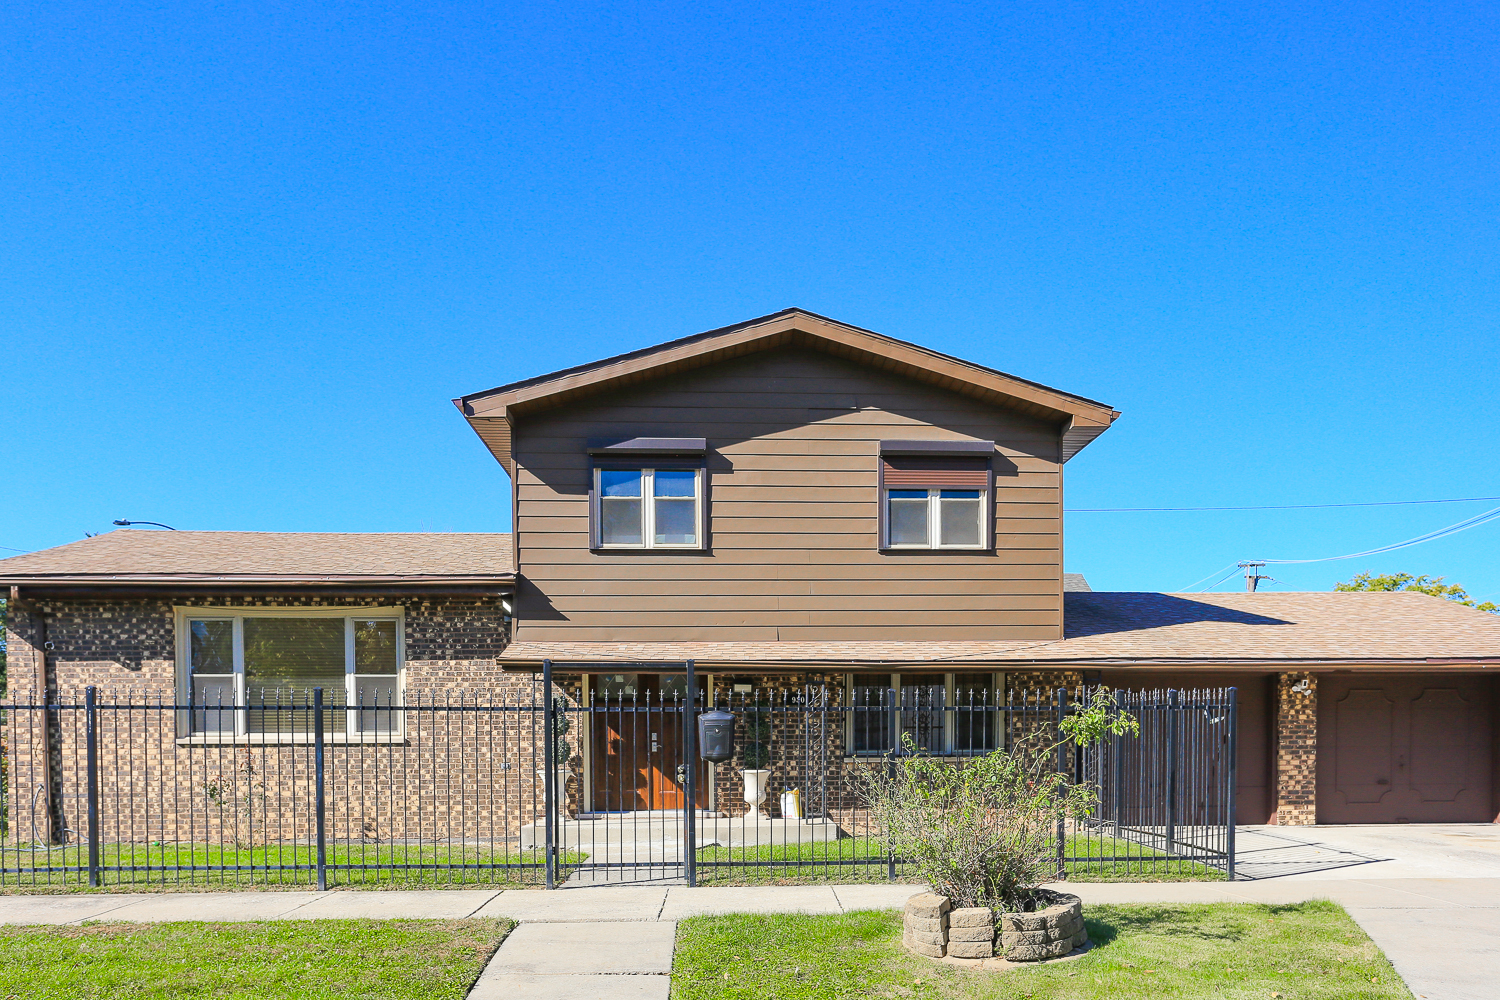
top-left (902, 890), bottom-right (1088, 966)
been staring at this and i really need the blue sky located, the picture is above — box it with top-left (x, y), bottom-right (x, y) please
top-left (3, 1), bottom-right (1497, 599)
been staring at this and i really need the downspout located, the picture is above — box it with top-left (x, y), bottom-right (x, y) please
top-left (36, 610), bottom-right (63, 844)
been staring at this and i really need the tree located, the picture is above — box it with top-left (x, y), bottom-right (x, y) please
top-left (1335, 572), bottom-right (1497, 613)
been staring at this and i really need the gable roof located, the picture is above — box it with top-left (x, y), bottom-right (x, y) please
top-left (496, 591), bottom-right (1500, 668)
top-left (0, 530), bottom-right (515, 588)
top-left (454, 308), bottom-right (1120, 477)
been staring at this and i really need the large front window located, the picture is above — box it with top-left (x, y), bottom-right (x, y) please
top-left (847, 672), bottom-right (1001, 755)
top-left (596, 467), bottom-right (703, 548)
top-left (181, 609), bottom-right (402, 738)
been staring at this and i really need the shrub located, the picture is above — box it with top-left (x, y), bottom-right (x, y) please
top-left (860, 687), bottom-right (1137, 911)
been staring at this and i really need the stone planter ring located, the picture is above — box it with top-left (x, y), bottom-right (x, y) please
top-left (903, 890), bottom-right (1089, 967)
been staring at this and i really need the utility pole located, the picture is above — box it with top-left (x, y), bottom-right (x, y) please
top-left (1239, 561), bottom-right (1272, 592)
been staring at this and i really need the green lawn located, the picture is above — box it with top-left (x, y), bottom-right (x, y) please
top-left (0, 918), bottom-right (512, 999)
top-left (672, 903), bottom-right (1412, 999)
top-left (694, 835), bottom-right (1222, 885)
top-left (0, 844), bottom-right (586, 891)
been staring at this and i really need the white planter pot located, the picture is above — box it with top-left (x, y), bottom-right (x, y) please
top-left (541, 768), bottom-right (573, 817)
top-left (742, 769), bottom-right (772, 820)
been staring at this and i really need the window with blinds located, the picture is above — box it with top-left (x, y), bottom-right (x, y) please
top-left (180, 611), bottom-right (403, 739)
top-left (880, 457), bottom-right (990, 549)
top-left (846, 673), bottom-right (1002, 755)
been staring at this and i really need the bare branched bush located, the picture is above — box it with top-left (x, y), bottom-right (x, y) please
top-left (860, 688), bottom-right (1137, 911)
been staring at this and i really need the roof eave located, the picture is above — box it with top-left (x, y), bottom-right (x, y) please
top-left (456, 309), bottom-right (1120, 466)
top-left (495, 653), bottom-right (1500, 670)
top-left (2, 575), bottom-right (515, 587)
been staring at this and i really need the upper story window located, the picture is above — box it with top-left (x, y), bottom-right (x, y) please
top-left (596, 467), bottom-right (704, 548)
top-left (588, 438), bottom-right (710, 552)
top-left (880, 451), bottom-right (992, 550)
top-left (887, 488), bottom-right (985, 548)
top-left (178, 608), bottom-right (403, 740)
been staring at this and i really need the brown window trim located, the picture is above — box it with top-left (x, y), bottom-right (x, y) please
top-left (877, 441), bottom-right (996, 553)
top-left (588, 454), bottom-right (711, 553)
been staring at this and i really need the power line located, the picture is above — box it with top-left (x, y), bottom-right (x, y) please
top-left (1195, 566), bottom-right (1246, 593)
top-left (1180, 561), bottom-right (1241, 592)
top-left (1257, 504), bottom-right (1500, 566)
top-left (1182, 503), bottom-right (1500, 590)
top-left (0, 545), bottom-right (28, 553)
top-left (1069, 495), bottom-right (1500, 513)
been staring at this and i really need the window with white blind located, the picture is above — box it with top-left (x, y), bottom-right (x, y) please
top-left (177, 608), bottom-right (403, 739)
top-left (593, 467), bottom-right (705, 549)
top-left (880, 455), bottom-right (990, 550)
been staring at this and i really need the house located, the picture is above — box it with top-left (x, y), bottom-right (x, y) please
top-left (4, 308), bottom-right (1500, 833)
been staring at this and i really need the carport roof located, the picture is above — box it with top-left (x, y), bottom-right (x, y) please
top-left (498, 591), bottom-right (1500, 668)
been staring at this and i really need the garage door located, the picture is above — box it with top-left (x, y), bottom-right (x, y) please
top-left (1316, 674), bottom-right (1493, 824)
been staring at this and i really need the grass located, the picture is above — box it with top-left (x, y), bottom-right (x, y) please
top-left (0, 917), bottom-right (512, 999)
top-left (671, 902), bottom-right (1412, 999)
top-left (694, 835), bottom-right (1222, 885)
top-left (0, 843), bottom-right (587, 892)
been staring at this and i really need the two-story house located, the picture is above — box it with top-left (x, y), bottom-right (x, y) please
top-left (5, 308), bottom-right (1500, 836)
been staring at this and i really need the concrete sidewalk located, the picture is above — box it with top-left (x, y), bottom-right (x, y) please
top-left (2, 880), bottom-right (1495, 999)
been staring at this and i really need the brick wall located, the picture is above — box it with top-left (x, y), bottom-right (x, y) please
top-left (1, 593), bottom-right (559, 846)
top-left (1272, 671), bottom-right (1317, 826)
top-left (5, 593), bottom-right (512, 698)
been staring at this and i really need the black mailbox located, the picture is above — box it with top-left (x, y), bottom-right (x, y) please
top-left (697, 710), bottom-right (736, 763)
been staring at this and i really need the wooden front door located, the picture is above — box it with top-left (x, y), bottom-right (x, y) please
top-left (1317, 674), bottom-right (1493, 823)
top-left (590, 674), bottom-right (708, 812)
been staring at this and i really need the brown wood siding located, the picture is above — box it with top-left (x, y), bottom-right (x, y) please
top-left (512, 346), bottom-right (1064, 641)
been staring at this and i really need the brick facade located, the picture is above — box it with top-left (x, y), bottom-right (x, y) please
top-left (2, 594), bottom-right (1203, 853)
top-left (2, 593), bottom-right (555, 846)
top-left (1272, 670), bottom-right (1317, 826)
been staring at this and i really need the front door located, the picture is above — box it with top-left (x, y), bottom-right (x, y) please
top-left (590, 674), bottom-right (708, 811)
top-left (1317, 673), bottom-right (1494, 823)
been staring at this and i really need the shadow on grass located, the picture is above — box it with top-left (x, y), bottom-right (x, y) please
top-left (1083, 904), bottom-right (1264, 948)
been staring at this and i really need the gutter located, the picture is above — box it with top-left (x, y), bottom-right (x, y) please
top-left (494, 655), bottom-right (1500, 671)
top-left (1, 574), bottom-right (514, 589)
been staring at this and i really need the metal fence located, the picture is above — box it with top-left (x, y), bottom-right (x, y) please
top-left (0, 668), bottom-right (1237, 888)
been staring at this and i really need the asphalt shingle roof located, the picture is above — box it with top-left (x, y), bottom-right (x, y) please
top-left (499, 591), bottom-right (1500, 667)
top-left (0, 530), bottom-right (515, 582)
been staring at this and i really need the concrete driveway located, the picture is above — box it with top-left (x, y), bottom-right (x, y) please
top-left (1234, 823), bottom-right (1500, 881)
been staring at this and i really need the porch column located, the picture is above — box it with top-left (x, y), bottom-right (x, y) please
top-left (1273, 671), bottom-right (1317, 826)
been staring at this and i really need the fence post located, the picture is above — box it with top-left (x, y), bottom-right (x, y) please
top-left (886, 686), bottom-right (898, 881)
top-left (1110, 701), bottom-right (1123, 837)
top-left (1165, 688), bottom-right (1178, 854)
top-left (684, 659), bottom-right (697, 888)
top-left (85, 686), bottom-right (100, 889)
top-left (1226, 687), bottom-right (1238, 880)
top-left (1054, 687), bottom-right (1067, 881)
top-left (542, 659), bottom-right (556, 890)
top-left (314, 687), bottom-right (327, 891)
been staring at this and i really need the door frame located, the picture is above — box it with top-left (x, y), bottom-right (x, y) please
top-left (581, 670), bottom-right (716, 814)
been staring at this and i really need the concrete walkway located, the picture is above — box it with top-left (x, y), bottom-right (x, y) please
top-left (1, 879), bottom-right (1495, 999)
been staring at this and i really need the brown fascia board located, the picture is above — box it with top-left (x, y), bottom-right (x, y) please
top-left (497, 652), bottom-right (1500, 670)
top-left (453, 309), bottom-right (1121, 472)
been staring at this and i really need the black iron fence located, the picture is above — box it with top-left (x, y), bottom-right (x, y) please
top-left (0, 671), bottom-right (1237, 888)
